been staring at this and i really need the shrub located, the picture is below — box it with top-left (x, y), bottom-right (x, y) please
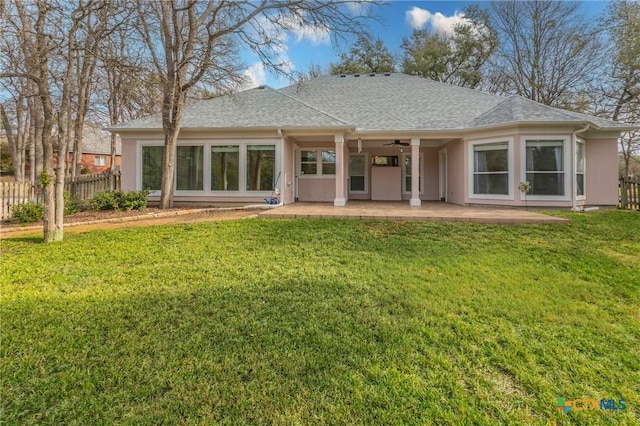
top-left (80, 167), bottom-right (92, 175)
top-left (118, 190), bottom-right (149, 211)
top-left (88, 191), bottom-right (119, 211)
top-left (10, 202), bottom-right (44, 223)
top-left (64, 191), bottom-right (82, 216)
top-left (87, 190), bottom-right (148, 212)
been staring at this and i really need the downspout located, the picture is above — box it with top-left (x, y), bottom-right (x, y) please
top-left (571, 123), bottom-right (589, 211)
top-left (277, 128), bottom-right (284, 206)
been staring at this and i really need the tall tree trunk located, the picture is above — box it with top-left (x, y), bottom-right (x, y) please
top-left (110, 133), bottom-right (117, 173)
top-left (28, 94), bottom-right (44, 185)
top-left (159, 87), bottom-right (185, 209)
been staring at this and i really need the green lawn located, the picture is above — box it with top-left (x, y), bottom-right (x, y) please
top-left (1, 211), bottom-right (638, 425)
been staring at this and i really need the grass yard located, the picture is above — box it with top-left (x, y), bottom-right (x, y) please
top-left (1, 211), bottom-right (639, 425)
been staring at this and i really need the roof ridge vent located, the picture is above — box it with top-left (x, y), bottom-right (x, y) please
top-left (384, 73), bottom-right (390, 76)
top-left (369, 73), bottom-right (375, 77)
top-left (257, 85), bottom-right (266, 89)
top-left (339, 74), bottom-right (346, 78)
top-left (354, 74), bottom-right (360, 77)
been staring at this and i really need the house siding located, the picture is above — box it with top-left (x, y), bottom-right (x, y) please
top-left (585, 138), bottom-right (618, 206)
top-left (121, 138), bottom-right (137, 192)
top-left (444, 139), bottom-right (465, 205)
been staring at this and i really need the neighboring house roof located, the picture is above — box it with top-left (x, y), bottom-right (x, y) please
top-left (73, 122), bottom-right (122, 155)
top-left (111, 73), bottom-right (631, 133)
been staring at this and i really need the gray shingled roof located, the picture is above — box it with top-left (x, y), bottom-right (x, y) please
top-left (112, 73), bottom-right (629, 132)
top-left (471, 95), bottom-right (625, 129)
top-left (114, 86), bottom-right (349, 130)
top-left (279, 73), bottom-right (507, 130)
top-left (70, 122), bottom-right (121, 155)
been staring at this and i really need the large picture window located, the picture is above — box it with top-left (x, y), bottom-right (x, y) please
top-left (176, 145), bottom-right (204, 190)
top-left (576, 141), bottom-right (585, 197)
top-left (247, 145), bottom-right (275, 191)
top-left (526, 140), bottom-right (565, 196)
top-left (211, 145), bottom-right (239, 191)
top-left (473, 143), bottom-right (508, 195)
top-left (142, 146), bottom-right (163, 191)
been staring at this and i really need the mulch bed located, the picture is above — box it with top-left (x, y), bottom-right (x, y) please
top-left (0, 208), bottom-right (193, 229)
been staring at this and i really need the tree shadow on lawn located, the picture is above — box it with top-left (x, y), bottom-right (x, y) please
top-left (0, 235), bottom-right (44, 244)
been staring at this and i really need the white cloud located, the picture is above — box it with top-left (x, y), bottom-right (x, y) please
top-left (243, 62), bottom-right (266, 89)
top-left (406, 6), bottom-right (432, 30)
top-left (346, 1), bottom-right (376, 16)
top-left (406, 7), bottom-right (468, 37)
top-left (291, 24), bottom-right (330, 45)
top-left (277, 15), bottom-right (331, 45)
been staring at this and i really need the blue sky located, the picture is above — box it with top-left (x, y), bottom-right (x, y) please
top-left (245, 1), bottom-right (610, 89)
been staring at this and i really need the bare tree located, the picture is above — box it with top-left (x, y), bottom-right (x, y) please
top-left (100, 24), bottom-right (163, 172)
top-left (600, 0), bottom-right (640, 177)
top-left (488, 0), bottom-right (602, 107)
top-left (135, 0), bottom-right (379, 208)
top-left (0, 6), bottom-right (32, 183)
top-left (2, 0), bottom-right (104, 241)
top-left (0, 101), bottom-right (27, 182)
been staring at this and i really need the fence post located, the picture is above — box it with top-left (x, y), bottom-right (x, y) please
top-left (620, 178), bottom-right (627, 210)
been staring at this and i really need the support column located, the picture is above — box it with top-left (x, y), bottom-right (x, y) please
top-left (410, 138), bottom-right (421, 206)
top-left (334, 134), bottom-right (346, 206)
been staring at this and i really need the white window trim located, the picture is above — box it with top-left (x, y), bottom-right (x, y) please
top-left (348, 153), bottom-right (369, 194)
top-left (521, 135), bottom-right (571, 201)
top-left (137, 141), bottom-right (164, 196)
top-left (94, 155), bottom-right (106, 166)
top-left (298, 148), bottom-right (336, 179)
top-left (174, 143), bottom-right (206, 196)
top-left (209, 144), bottom-right (241, 194)
top-left (575, 139), bottom-right (586, 201)
top-left (137, 139), bottom-right (280, 196)
top-left (402, 152), bottom-right (424, 195)
top-left (245, 142), bottom-right (279, 193)
top-left (468, 137), bottom-right (514, 201)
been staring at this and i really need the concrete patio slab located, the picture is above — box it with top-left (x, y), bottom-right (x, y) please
top-left (258, 201), bottom-right (570, 224)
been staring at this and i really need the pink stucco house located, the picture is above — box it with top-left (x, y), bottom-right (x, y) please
top-left (110, 73), bottom-right (632, 209)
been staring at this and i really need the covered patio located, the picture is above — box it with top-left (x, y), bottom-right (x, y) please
top-left (259, 201), bottom-right (570, 224)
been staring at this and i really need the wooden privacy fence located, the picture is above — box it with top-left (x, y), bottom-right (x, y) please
top-left (66, 171), bottom-right (121, 200)
top-left (0, 171), bottom-right (121, 220)
top-left (619, 177), bottom-right (639, 210)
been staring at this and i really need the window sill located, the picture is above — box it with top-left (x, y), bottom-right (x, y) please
top-left (469, 194), bottom-right (513, 200)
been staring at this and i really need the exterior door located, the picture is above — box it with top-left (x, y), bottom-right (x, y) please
top-left (349, 154), bottom-right (368, 195)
